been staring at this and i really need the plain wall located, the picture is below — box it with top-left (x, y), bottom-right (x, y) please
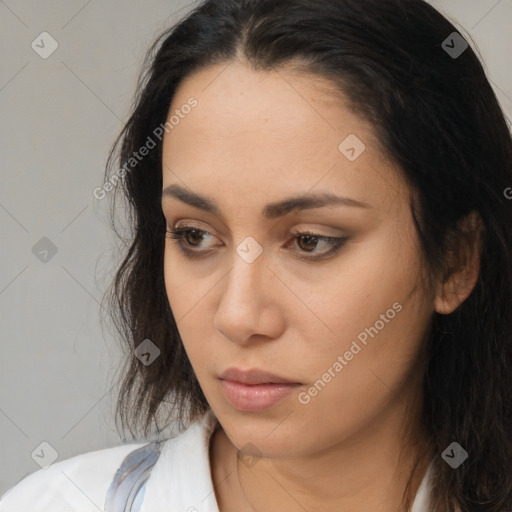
top-left (1, 0), bottom-right (511, 496)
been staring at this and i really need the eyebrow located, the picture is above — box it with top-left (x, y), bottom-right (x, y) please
top-left (162, 184), bottom-right (371, 219)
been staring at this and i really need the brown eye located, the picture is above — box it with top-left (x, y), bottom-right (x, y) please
top-left (296, 234), bottom-right (320, 252)
top-left (287, 231), bottom-right (348, 259)
top-left (166, 226), bottom-right (218, 254)
top-left (182, 229), bottom-right (206, 247)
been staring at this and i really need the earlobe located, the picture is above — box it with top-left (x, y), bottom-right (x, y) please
top-left (434, 211), bottom-right (483, 315)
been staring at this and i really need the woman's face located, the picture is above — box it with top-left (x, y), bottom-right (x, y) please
top-left (161, 61), bottom-right (435, 458)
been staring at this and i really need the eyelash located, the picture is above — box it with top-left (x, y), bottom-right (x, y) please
top-left (165, 225), bottom-right (347, 260)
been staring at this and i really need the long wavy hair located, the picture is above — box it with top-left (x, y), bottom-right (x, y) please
top-left (101, 0), bottom-right (512, 510)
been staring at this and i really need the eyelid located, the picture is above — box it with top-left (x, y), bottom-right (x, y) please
top-left (169, 221), bottom-right (219, 241)
top-left (168, 217), bottom-right (348, 238)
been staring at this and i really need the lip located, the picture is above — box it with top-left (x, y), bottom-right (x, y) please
top-left (220, 367), bottom-right (300, 385)
top-left (219, 368), bottom-right (302, 412)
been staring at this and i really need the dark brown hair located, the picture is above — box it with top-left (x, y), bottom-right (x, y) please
top-left (101, 1), bottom-right (512, 510)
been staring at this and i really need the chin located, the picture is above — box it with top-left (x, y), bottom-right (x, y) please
top-left (215, 407), bottom-right (307, 459)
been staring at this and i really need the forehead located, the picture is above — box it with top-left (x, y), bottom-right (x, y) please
top-left (161, 61), bottom-right (408, 212)
top-left (166, 61), bottom-right (365, 143)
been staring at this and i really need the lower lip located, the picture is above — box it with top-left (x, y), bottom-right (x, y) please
top-left (220, 379), bottom-right (301, 412)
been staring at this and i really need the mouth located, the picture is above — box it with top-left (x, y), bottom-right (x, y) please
top-left (218, 367), bottom-right (302, 412)
top-left (220, 367), bottom-right (301, 385)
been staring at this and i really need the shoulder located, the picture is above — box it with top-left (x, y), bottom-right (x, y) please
top-left (0, 442), bottom-right (148, 512)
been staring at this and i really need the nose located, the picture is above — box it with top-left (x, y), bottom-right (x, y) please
top-left (213, 248), bottom-right (285, 345)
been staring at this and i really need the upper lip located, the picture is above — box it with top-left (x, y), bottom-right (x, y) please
top-left (219, 367), bottom-right (300, 385)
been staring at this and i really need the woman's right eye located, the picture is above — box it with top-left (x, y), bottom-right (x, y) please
top-left (166, 226), bottom-right (219, 256)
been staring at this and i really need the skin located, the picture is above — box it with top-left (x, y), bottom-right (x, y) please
top-left (161, 59), bottom-right (481, 512)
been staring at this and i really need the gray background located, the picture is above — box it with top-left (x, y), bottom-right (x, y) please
top-left (1, 0), bottom-right (511, 497)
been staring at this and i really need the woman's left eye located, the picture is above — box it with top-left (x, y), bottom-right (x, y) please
top-left (286, 231), bottom-right (347, 258)
top-left (165, 226), bottom-right (347, 259)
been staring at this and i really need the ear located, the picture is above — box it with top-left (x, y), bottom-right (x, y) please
top-left (434, 210), bottom-right (484, 315)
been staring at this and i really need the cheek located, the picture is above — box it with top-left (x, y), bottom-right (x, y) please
top-left (163, 248), bottom-right (208, 323)
top-left (289, 228), bottom-right (419, 355)
top-left (163, 252), bottom-right (197, 353)
top-left (288, 301), bottom-right (428, 456)
top-left (290, 229), bottom-right (427, 402)
top-left (163, 253), bottom-right (184, 320)
top-left (163, 250), bottom-right (218, 370)
top-left (295, 299), bottom-right (422, 405)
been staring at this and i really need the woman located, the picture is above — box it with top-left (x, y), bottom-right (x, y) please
top-left (2, 0), bottom-right (511, 511)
